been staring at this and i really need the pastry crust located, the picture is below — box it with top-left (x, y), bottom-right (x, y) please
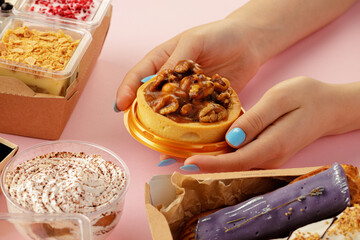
top-left (290, 164), bottom-right (360, 205)
top-left (136, 77), bottom-right (242, 143)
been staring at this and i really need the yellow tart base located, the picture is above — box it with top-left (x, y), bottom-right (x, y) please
top-left (136, 78), bottom-right (242, 144)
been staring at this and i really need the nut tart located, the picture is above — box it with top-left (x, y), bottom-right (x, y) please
top-left (136, 60), bottom-right (242, 144)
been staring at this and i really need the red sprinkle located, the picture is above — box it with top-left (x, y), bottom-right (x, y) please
top-left (31, 0), bottom-right (96, 21)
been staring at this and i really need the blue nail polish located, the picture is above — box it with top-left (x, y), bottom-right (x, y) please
top-left (180, 164), bottom-right (200, 172)
top-left (158, 158), bottom-right (177, 167)
top-left (113, 101), bottom-right (120, 113)
top-left (141, 74), bottom-right (157, 83)
top-left (226, 127), bottom-right (246, 147)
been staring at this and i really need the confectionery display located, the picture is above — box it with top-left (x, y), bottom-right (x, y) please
top-left (4, 151), bottom-right (128, 239)
top-left (0, 1), bottom-right (358, 240)
top-left (179, 163), bottom-right (360, 240)
top-left (136, 60), bottom-right (242, 143)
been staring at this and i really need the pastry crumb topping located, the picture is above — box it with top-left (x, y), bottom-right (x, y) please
top-left (327, 204), bottom-right (360, 239)
top-left (0, 26), bottom-right (79, 71)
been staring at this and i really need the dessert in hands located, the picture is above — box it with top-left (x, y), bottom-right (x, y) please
top-left (136, 60), bottom-right (242, 143)
top-left (180, 163), bottom-right (360, 240)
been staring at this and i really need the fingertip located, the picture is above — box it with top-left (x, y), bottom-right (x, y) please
top-left (158, 158), bottom-right (177, 167)
top-left (184, 155), bottom-right (219, 173)
top-left (226, 127), bottom-right (246, 148)
top-left (116, 85), bottom-right (137, 111)
top-left (185, 152), bottom-right (256, 172)
top-left (180, 164), bottom-right (200, 172)
top-left (141, 74), bottom-right (157, 83)
top-left (113, 100), bottom-right (121, 113)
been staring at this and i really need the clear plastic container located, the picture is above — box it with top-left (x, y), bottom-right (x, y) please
top-left (12, 0), bottom-right (111, 31)
top-left (0, 16), bottom-right (92, 96)
top-left (0, 212), bottom-right (93, 240)
top-left (0, 140), bottom-right (130, 240)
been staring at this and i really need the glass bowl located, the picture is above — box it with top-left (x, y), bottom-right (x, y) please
top-left (0, 140), bottom-right (130, 240)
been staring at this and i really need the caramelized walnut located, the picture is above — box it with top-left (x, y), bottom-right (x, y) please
top-left (149, 74), bottom-right (167, 92)
top-left (216, 90), bottom-right (232, 108)
top-left (152, 94), bottom-right (179, 115)
top-left (174, 60), bottom-right (203, 75)
top-left (149, 69), bottom-right (179, 92)
top-left (189, 80), bottom-right (214, 100)
top-left (199, 103), bottom-right (228, 123)
top-left (161, 82), bottom-right (178, 93)
top-left (180, 103), bottom-right (194, 116)
top-left (180, 74), bottom-right (206, 92)
top-left (144, 60), bottom-right (235, 123)
top-left (211, 74), bottom-right (230, 92)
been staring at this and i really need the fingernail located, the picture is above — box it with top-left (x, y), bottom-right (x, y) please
top-left (226, 127), bottom-right (246, 147)
top-left (141, 74), bottom-right (157, 83)
top-left (180, 164), bottom-right (200, 172)
top-left (113, 101), bottom-right (121, 113)
top-left (158, 158), bottom-right (177, 167)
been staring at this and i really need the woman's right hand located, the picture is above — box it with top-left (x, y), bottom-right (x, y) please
top-left (114, 18), bottom-right (262, 111)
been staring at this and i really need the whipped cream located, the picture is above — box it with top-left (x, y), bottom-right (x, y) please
top-left (5, 151), bottom-right (127, 215)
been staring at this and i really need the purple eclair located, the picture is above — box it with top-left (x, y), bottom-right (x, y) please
top-left (195, 162), bottom-right (350, 240)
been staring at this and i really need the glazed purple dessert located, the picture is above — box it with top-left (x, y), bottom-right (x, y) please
top-left (195, 163), bottom-right (350, 240)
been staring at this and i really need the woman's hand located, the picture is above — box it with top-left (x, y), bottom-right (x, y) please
top-left (114, 18), bottom-right (261, 111)
top-left (178, 77), bottom-right (360, 172)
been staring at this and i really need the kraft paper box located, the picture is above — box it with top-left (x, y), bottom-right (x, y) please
top-left (0, 8), bottom-right (112, 140)
top-left (0, 137), bottom-right (18, 174)
top-left (145, 167), bottom-right (321, 240)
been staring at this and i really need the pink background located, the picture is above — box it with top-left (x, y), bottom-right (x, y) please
top-left (1, 0), bottom-right (360, 239)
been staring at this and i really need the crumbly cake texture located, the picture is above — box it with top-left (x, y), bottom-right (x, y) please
top-left (289, 204), bottom-right (360, 240)
top-left (0, 26), bottom-right (80, 71)
top-left (326, 204), bottom-right (360, 239)
top-left (5, 151), bottom-right (127, 214)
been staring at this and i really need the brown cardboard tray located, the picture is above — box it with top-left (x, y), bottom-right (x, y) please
top-left (0, 8), bottom-right (112, 140)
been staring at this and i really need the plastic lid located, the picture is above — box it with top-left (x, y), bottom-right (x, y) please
top-left (123, 99), bottom-right (245, 158)
top-left (0, 212), bottom-right (92, 240)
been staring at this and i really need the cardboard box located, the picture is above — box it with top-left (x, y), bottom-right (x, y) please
top-left (0, 9), bottom-right (112, 140)
top-left (145, 167), bottom-right (321, 240)
top-left (0, 137), bottom-right (18, 173)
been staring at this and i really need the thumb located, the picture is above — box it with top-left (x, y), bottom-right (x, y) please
top-left (159, 34), bottom-right (202, 72)
top-left (225, 92), bottom-right (298, 148)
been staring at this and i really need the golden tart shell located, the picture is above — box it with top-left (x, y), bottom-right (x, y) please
top-left (136, 78), bottom-right (242, 144)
